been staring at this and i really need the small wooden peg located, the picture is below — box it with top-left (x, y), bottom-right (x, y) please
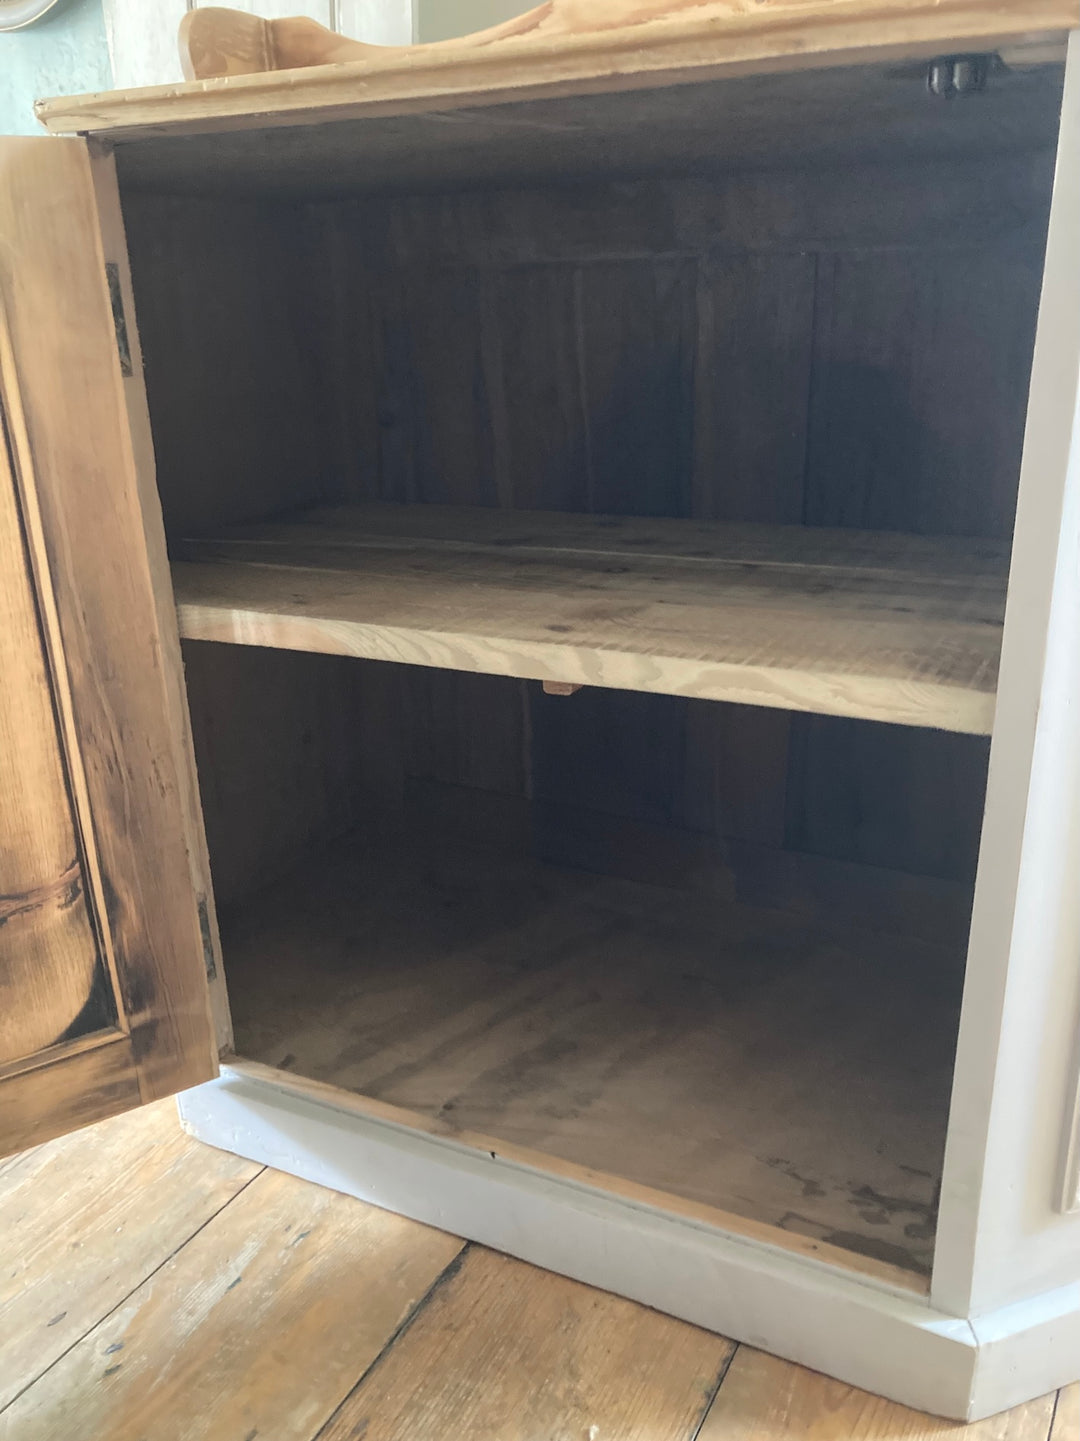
top-left (542, 681), bottom-right (583, 697)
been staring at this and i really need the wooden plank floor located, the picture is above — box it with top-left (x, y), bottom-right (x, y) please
top-left (0, 1098), bottom-right (1071, 1441)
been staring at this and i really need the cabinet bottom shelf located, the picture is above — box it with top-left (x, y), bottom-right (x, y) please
top-left (220, 822), bottom-right (963, 1283)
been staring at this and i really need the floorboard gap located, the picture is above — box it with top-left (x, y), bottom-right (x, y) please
top-left (689, 1341), bottom-right (741, 1441)
top-left (312, 1241), bottom-right (474, 1441)
top-left (0, 1162), bottom-right (268, 1416)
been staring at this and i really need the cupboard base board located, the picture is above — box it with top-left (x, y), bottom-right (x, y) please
top-left (177, 1060), bottom-right (1080, 1421)
top-left (220, 823), bottom-right (959, 1277)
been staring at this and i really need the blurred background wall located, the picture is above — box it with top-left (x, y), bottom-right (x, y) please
top-left (0, 0), bottom-right (111, 134)
top-left (416, 0), bottom-right (527, 42)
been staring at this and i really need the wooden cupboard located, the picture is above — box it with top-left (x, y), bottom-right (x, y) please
top-left (4, 0), bottom-right (1080, 1419)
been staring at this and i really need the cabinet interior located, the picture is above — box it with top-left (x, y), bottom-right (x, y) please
top-left (119, 56), bottom-right (1062, 1286)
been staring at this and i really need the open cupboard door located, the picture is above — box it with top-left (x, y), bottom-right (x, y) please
top-left (0, 137), bottom-right (219, 1157)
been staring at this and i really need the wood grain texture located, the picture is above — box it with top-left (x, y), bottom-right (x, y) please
top-left (174, 503), bottom-right (1009, 733)
top-left (0, 1040), bottom-right (140, 1162)
top-left (116, 151), bottom-right (1045, 926)
top-left (179, 0), bottom-right (1078, 79)
top-left (0, 1166), bottom-right (463, 1441)
top-left (105, 73), bottom-right (1064, 201)
top-left (785, 718), bottom-right (990, 883)
top-left (697, 1347), bottom-right (1058, 1439)
top-left (225, 1052), bottom-right (928, 1294)
top-left (0, 137), bottom-right (216, 1136)
top-left (403, 739), bottom-right (975, 945)
top-left (791, 222), bottom-right (1041, 884)
top-left (2, 1095), bottom-right (1075, 1433)
top-left (806, 246), bottom-right (1045, 540)
top-left (121, 186), bottom-right (353, 1008)
top-left (488, 265), bottom-right (588, 511)
top-left (381, 265), bottom-right (501, 508)
top-left (681, 702), bottom-right (791, 846)
top-left (121, 192), bottom-right (332, 541)
top-left (1051, 1386), bottom-right (1079, 1439)
top-left (224, 827), bottom-right (963, 1277)
top-left (577, 258), bottom-right (696, 516)
top-left (532, 685), bottom-right (689, 846)
top-left (0, 421), bottom-right (107, 1065)
top-left (183, 643), bottom-right (402, 913)
top-left (402, 668), bottom-right (526, 800)
top-left (103, 0), bottom-right (413, 91)
top-left (90, 153), bottom-right (235, 1059)
top-left (333, 157), bottom-right (1054, 267)
top-left (693, 252), bottom-right (816, 524)
top-left (287, 153), bottom-right (1044, 894)
top-left (0, 1098), bottom-right (259, 1412)
top-left (316, 1244), bottom-right (734, 1441)
top-left (36, 0), bottom-right (1075, 137)
top-left (323, 158), bottom-right (1047, 539)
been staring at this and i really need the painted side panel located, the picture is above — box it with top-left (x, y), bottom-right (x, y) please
top-left (934, 31), bottom-right (1080, 1318)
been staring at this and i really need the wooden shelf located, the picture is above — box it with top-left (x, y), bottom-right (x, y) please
top-left (172, 503), bottom-right (1009, 734)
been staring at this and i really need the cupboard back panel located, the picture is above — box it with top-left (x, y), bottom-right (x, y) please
top-left (180, 643), bottom-right (404, 914)
top-left (125, 146), bottom-right (1049, 903)
top-left (323, 153), bottom-right (1049, 537)
top-left (317, 150), bottom-right (1044, 893)
top-left (123, 195), bottom-right (333, 541)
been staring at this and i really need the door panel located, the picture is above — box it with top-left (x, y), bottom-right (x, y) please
top-left (0, 440), bottom-right (113, 1065)
top-left (0, 136), bottom-right (217, 1156)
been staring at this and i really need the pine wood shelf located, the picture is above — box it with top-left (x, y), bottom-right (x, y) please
top-left (171, 503), bottom-right (1009, 734)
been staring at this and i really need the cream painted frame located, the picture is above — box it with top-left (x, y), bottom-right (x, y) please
top-left (933, 27), bottom-right (1080, 1317)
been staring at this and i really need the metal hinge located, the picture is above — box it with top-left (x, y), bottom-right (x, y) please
top-left (105, 262), bottom-right (133, 378)
top-left (197, 895), bottom-right (218, 981)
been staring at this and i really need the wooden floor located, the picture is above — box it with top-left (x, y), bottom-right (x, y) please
top-left (0, 1099), bottom-right (1073, 1440)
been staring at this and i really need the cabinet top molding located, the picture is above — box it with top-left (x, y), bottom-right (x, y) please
top-left (36, 0), bottom-right (1077, 140)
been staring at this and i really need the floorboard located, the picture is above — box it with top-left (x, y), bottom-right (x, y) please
top-left (0, 1165), bottom-right (463, 1441)
top-left (0, 1102), bottom-right (1066, 1440)
top-left (1050, 1386), bottom-right (1079, 1440)
top-left (315, 1245), bottom-right (735, 1441)
top-left (0, 1099), bottom-right (258, 1412)
top-left (698, 1348), bottom-right (1058, 1440)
